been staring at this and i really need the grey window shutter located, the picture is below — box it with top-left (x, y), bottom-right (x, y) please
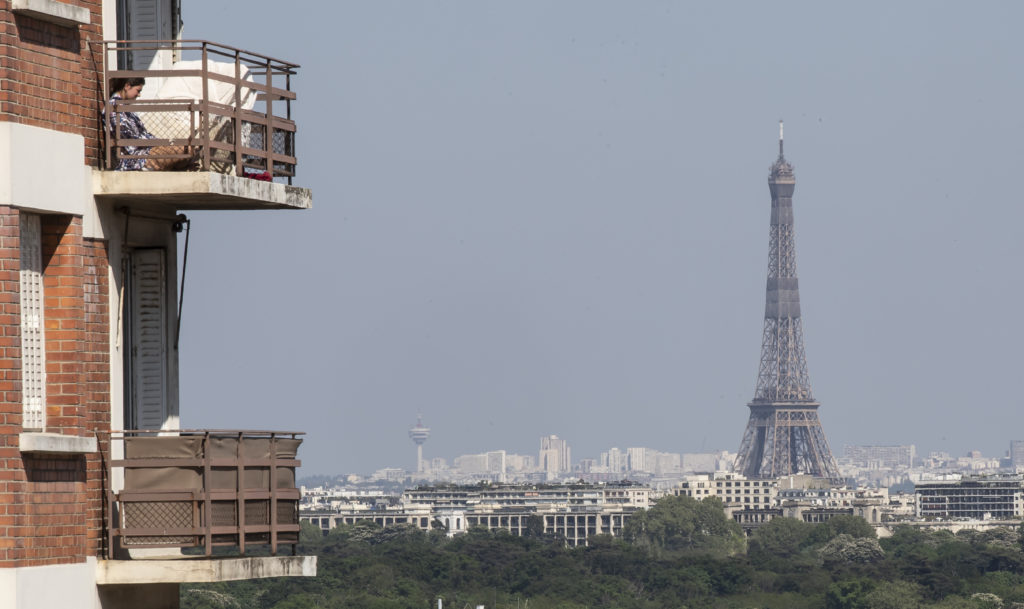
top-left (125, 0), bottom-right (174, 73)
top-left (19, 214), bottom-right (45, 430)
top-left (131, 248), bottom-right (168, 430)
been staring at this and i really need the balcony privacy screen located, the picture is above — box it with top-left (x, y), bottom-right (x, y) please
top-left (111, 432), bottom-right (301, 555)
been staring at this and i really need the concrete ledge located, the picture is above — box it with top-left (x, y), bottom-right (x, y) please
top-left (11, 0), bottom-right (90, 27)
top-left (19, 432), bottom-right (97, 454)
top-left (97, 555), bottom-right (317, 585)
top-left (0, 559), bottom-right (98, 609)
top-left (0, 123), bottom-right (90, 216)
top-left (93, 170), bottom-right (313, 211)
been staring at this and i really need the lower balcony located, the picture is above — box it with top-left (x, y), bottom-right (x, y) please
top-left (99, 430), bottom-right (316, 586)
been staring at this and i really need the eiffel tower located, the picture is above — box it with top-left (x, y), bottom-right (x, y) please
top-left (734, 122), bottom-right (841, 481)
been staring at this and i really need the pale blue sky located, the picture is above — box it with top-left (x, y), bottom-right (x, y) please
top-left (177, 1), bottom-right (1024, 474)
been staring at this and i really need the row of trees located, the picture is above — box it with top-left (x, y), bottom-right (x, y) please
top-left (182, 495), bottom-right (1024, 609)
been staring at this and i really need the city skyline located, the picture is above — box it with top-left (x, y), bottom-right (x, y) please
top-left (176, 2), bottom-right (1024, 474)
top-left (358, 414), bottom-right (1016, 478)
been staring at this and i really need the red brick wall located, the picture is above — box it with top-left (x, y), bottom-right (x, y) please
top-left (41, 215), bottom-right (84, 435)
top-left (13, 453), bottom-right (88, 564)
top-left (82, 237), bottom-right (110, 557)
top-left (0, 209), bottom-right (111, 566)
top-left (0, 207), bottom-right (22, 564)
top-left (0, 1), bottom-right (104, 165)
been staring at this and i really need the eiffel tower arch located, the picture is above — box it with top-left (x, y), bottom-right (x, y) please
top-left (734, 122), bottom-right (841, 481)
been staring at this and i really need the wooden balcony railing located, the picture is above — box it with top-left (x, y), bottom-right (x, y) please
top-left (99, 40), bottom-right (299, 182)
top-left (107, 430), bottom-right (303, 558)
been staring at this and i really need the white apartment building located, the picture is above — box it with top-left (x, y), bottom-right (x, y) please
top-left (302, 483), bottom-right (649, 546)
top-left (674, 472), bottom-right (778, 507)
top-left (916, 475), bottom-right (1024, 520)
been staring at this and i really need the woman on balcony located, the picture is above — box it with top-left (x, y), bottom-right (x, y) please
top-left (106, 77), bottom-right (154, 170)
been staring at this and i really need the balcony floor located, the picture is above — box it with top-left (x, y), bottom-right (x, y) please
top-left (93, 170), bottom-right (313, 211)
top-left (96, 555), bottom-right (317, 585)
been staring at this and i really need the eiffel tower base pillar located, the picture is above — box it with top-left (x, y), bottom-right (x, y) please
top-left (734, 402), bottom-right (840, 480)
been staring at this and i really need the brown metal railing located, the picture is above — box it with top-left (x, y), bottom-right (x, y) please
top-left (99, 40), bottom-right (299, 182)
top-left (107, 430), bottom-right (303, 558)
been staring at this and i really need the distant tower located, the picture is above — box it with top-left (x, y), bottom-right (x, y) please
top-left (539, 435), bottom-right (571, 474)
top-left (734, 122), bottom-right (841, 480)
top-left (409, 414), bottom-right (430, 473)
top-left (1010, 440), bottom-right (1024, 469)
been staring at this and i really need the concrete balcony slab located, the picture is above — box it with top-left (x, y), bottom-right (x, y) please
top-left (96, 555), bottom-right (317, 585)
top-left (93, 171), bottom-right (312, 211)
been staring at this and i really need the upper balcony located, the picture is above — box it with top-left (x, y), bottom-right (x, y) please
top-left (94, 40), bottom-right (311, 212)
top-left (98, 430), bottom-right (316, 586)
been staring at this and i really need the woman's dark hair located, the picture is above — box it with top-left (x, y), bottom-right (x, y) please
top-left (109, 77), bottom-right (146, 94)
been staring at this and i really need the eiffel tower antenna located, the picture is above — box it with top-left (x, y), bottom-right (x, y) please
top-left (779, 119), bottom-right (784, 157)
top-left (734, 125), bottom-right (841, 481)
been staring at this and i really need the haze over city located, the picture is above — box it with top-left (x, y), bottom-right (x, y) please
top-left (175, 1), bottom-right (1024, 475)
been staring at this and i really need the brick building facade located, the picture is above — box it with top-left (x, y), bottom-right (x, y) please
top-left (1, 212), bottom-right (110, 569)
top-left (1, 1), bottom-right (103, 159)
top-left (0, 1), bottom-right (313, 607)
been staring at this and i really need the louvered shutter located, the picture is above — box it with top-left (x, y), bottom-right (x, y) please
top-left (130, 249), bottom-right (168, 430)
top-left (19, 214), bottom-right (45, 430)
top-left (129, 0), bottom-right (159, 70)
top-left (124, 0), bottom-right (174, 80)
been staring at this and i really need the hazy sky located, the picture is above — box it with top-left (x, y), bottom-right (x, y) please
top-left (176, 1), bottom-right (1024, 475)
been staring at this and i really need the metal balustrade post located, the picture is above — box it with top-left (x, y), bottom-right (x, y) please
top-left (236, 431), bottom-right (246, 555)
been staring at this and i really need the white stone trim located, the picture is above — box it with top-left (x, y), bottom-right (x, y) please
top-left (0, 558), bottom-right (99, 609)
top-left (11, 0), bottom-right (90, 27)
top-left (0, 123), bottom-right (91, 216)
top-left (19, 432), bottom-right (98, 454)
top-left (18, 213), bottom-right (45, 430)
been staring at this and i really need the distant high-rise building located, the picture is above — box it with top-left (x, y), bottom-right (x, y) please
top-left (600, 447), bottom-right (627, 473)
top-left (682, 451), bottom-right (734, 473)
top-left (454, 453), bottom-right (489, 473)
top-left (734, 123), bottom-right (841, 481)
top-left (843, 445), bottom-right (915, 469)
top-left (487, 451), bottom-right (507, 480)
top-left (627, 447), bottom-right (648, 473)
top-left (652, 452), bottom-right (682, 475)
top-left (1011, 441), bottom-right (1024, 468)
top-left (506, 454), bottom-right (535, 472)
top-left (540, 435), bottom-right (572, 474)
top-left (409, 414), bottom-right (431, 472)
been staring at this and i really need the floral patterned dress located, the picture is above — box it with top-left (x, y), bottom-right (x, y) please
top-left (106, 94), bottom-right (154, 170)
